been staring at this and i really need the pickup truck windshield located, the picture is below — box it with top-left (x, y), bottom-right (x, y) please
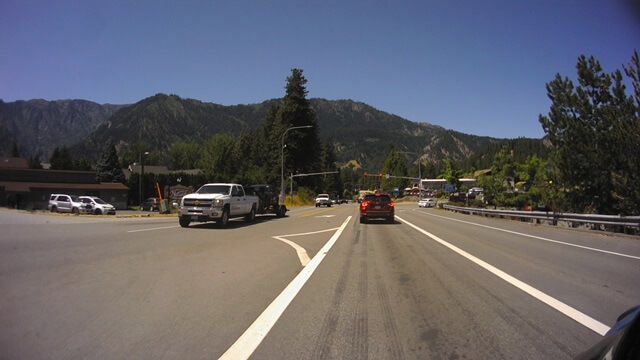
top-left (196, 185), bottom-right (231, 195)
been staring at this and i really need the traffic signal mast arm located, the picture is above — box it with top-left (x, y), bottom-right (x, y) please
top-left (363, 172), bottom-right (419, 180)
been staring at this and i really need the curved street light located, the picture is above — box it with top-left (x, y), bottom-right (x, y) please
top-left (281, 125), bottom-right (313, 202)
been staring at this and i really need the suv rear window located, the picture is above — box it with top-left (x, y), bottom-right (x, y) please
top-left (365, 194), bottom-right (391, 202)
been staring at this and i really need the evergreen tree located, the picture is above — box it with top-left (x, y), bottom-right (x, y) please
top-left (28, 155), bottom-right (43, 169)
top-left (49, 146), bottom-right (74, 170)
top-left (74, 157), bottom-right (93, 171)
top-left (11, 142), bottom-right (20, 157)
top-left (381, 144), bottom-right (409, 192)
top-left (319, 142), bottom-right (340, 194)
top-left (439, 159), bottom-right (462, 191)
top-left (539, 52), bottom-right (638, 214)
top-left (96, 140), bottom-right (125, 182)
top-left (261, 104), bottom-right (283, 186)
top-left (198, 134), bottom-right (235, 182)
top-left (611, 50), bottom-right (640, 215)
top-left (168, 142), bottom-right (201, 170)
top-left (275, 69), bottom-right (322, 190)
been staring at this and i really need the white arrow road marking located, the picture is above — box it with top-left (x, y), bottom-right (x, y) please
top-left (127, 225), bottom-right (180, 233)
top-left (272, 227), bottom-right (340, 266)
top-left (272, 236), bottom-right (311, 266)
top-left (220, 217), bottom-right (352, 360)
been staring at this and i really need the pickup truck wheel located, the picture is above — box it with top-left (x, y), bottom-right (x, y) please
top-left (245, 206), bottom-right (256, 222)
top-left (179, 216), bottom-right (190, 228)
top-left (276, 205), bottom-right (286, 218)
top-left (217, 208), bottom-right (229, 228)
top-left (387, 216), bottom-right (394, 224)
top-left (94, 209), bottom-right (102, 215)
top-left (72, 207), bottom-right (79, 215)
top-left (360, 216), bottom-right (367, 224)
top-left (51, 206), bottom-right (57, 213)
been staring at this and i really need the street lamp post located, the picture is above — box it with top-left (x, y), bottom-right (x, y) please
top-left (280, 125), bottom-right (313, 204)
top-left (139, 151), bottom-right (149, 208)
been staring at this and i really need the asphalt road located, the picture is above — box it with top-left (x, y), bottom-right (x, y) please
top-left (1, 205), bottom-right (638, 359)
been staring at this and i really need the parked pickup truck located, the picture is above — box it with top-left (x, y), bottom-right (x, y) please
top-left (246, 184), bottom-right (287, 217)
top-left (178, 183), bottom-right (258, 228)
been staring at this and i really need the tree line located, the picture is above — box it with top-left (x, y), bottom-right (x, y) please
top-left (28, 51), bottom-right (640, 214)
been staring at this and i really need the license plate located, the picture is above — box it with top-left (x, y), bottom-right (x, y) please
top-left (374, 205), bottom-right (381, 209)
top-left (191, 216), bottom-right (199, 220)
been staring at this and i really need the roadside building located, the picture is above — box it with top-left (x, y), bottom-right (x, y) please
top-left (419, 178), bottom-right (479, 193)
top-left (0, 157), bottom-right (129, 210)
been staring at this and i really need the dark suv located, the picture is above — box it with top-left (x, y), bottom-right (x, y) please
top-left (360, 193), bottom-right (394, 224)
top-left (143, 197), bottom-right (160, 211)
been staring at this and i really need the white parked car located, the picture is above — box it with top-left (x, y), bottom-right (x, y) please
top-left (79, 196), bottom-right (116, 215)
top-left (418, 198), bottom-right (437, 208)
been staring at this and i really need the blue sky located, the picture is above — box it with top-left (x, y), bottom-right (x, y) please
top-left (1, 1), bottom-right (638, 139)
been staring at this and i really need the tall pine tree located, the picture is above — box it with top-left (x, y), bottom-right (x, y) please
top-left (539, 52), bottom-right (638, 214)
top-left (96, 140), bottom-right (125, 182)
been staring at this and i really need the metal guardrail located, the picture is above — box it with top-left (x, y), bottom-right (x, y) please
top-left (443, 204), bottom-right (640, 230)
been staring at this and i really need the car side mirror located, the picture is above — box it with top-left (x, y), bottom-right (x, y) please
top-left (574, 305), bottom-right (640, 359)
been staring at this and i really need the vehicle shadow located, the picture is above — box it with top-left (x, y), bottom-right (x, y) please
top-left (360, 219), bottom-right (397, 225)
top-left (185, 214), bottom-right (286, 229)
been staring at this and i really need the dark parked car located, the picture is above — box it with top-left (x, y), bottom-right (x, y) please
top-left (359, 193), bottom-right (394, 224)
top-left (143, 197), bottom-right (160, 211)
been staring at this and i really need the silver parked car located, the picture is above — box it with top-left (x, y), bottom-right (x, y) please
top-left (47, 194), bottom-right (91, 214)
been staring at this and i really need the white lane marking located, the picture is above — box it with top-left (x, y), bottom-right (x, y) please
top-left (219, 217), bottom-right (352, 360)
top-left (272, 227), bottom-right (340, 268)
top-left (272, 236), bottom-right (311, 266)
top-left (277, 227), bottom-right (340, 238)
top-left (397, 215), bottom-right (611, 336)
top-left (316, 215), bottom-right (336, 218)
top-left (416, 210), bottom-right (640, 260)
top-left (127, 225), bottom-right (180, 233)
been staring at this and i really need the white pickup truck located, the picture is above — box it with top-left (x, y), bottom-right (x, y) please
top-left (178, 183), bottom-right (259, 228)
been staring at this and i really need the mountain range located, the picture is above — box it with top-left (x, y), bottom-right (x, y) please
top-left (0, 94), bottom-right (544, 171)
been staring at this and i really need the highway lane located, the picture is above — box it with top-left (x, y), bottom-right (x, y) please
top-left (252, 204), bottom-right (639, 359)
top-left (1, 205), bottom-right (638, 359)
top-left (399, 206), bottom-right (640, 326)
top-left (0, 207), bottom-right (348, 359)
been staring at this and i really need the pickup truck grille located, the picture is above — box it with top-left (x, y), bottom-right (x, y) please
top-left (183, 198), bottom-right (214, 207)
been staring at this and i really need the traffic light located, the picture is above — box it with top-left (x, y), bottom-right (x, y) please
top-left (378, 173), bottom-right (383, 179)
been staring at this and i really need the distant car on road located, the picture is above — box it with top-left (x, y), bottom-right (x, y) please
top-left (315, 194), bottom-right (332, 207)
top-left (360, 193), bottom-right (394, 224)
top-left (418, 198), bottom-right (437, 208)
top-left (79, 196), bottom-right (116, 215)
top-left (48, 194), bottom-right (91, 214)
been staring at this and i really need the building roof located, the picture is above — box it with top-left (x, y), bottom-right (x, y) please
top-left (0, 181), bottom-right (129, 193)
top-left (123, 165), bottom-right (202, 179)
top-left (0, 157), bottom-right (29, 169)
